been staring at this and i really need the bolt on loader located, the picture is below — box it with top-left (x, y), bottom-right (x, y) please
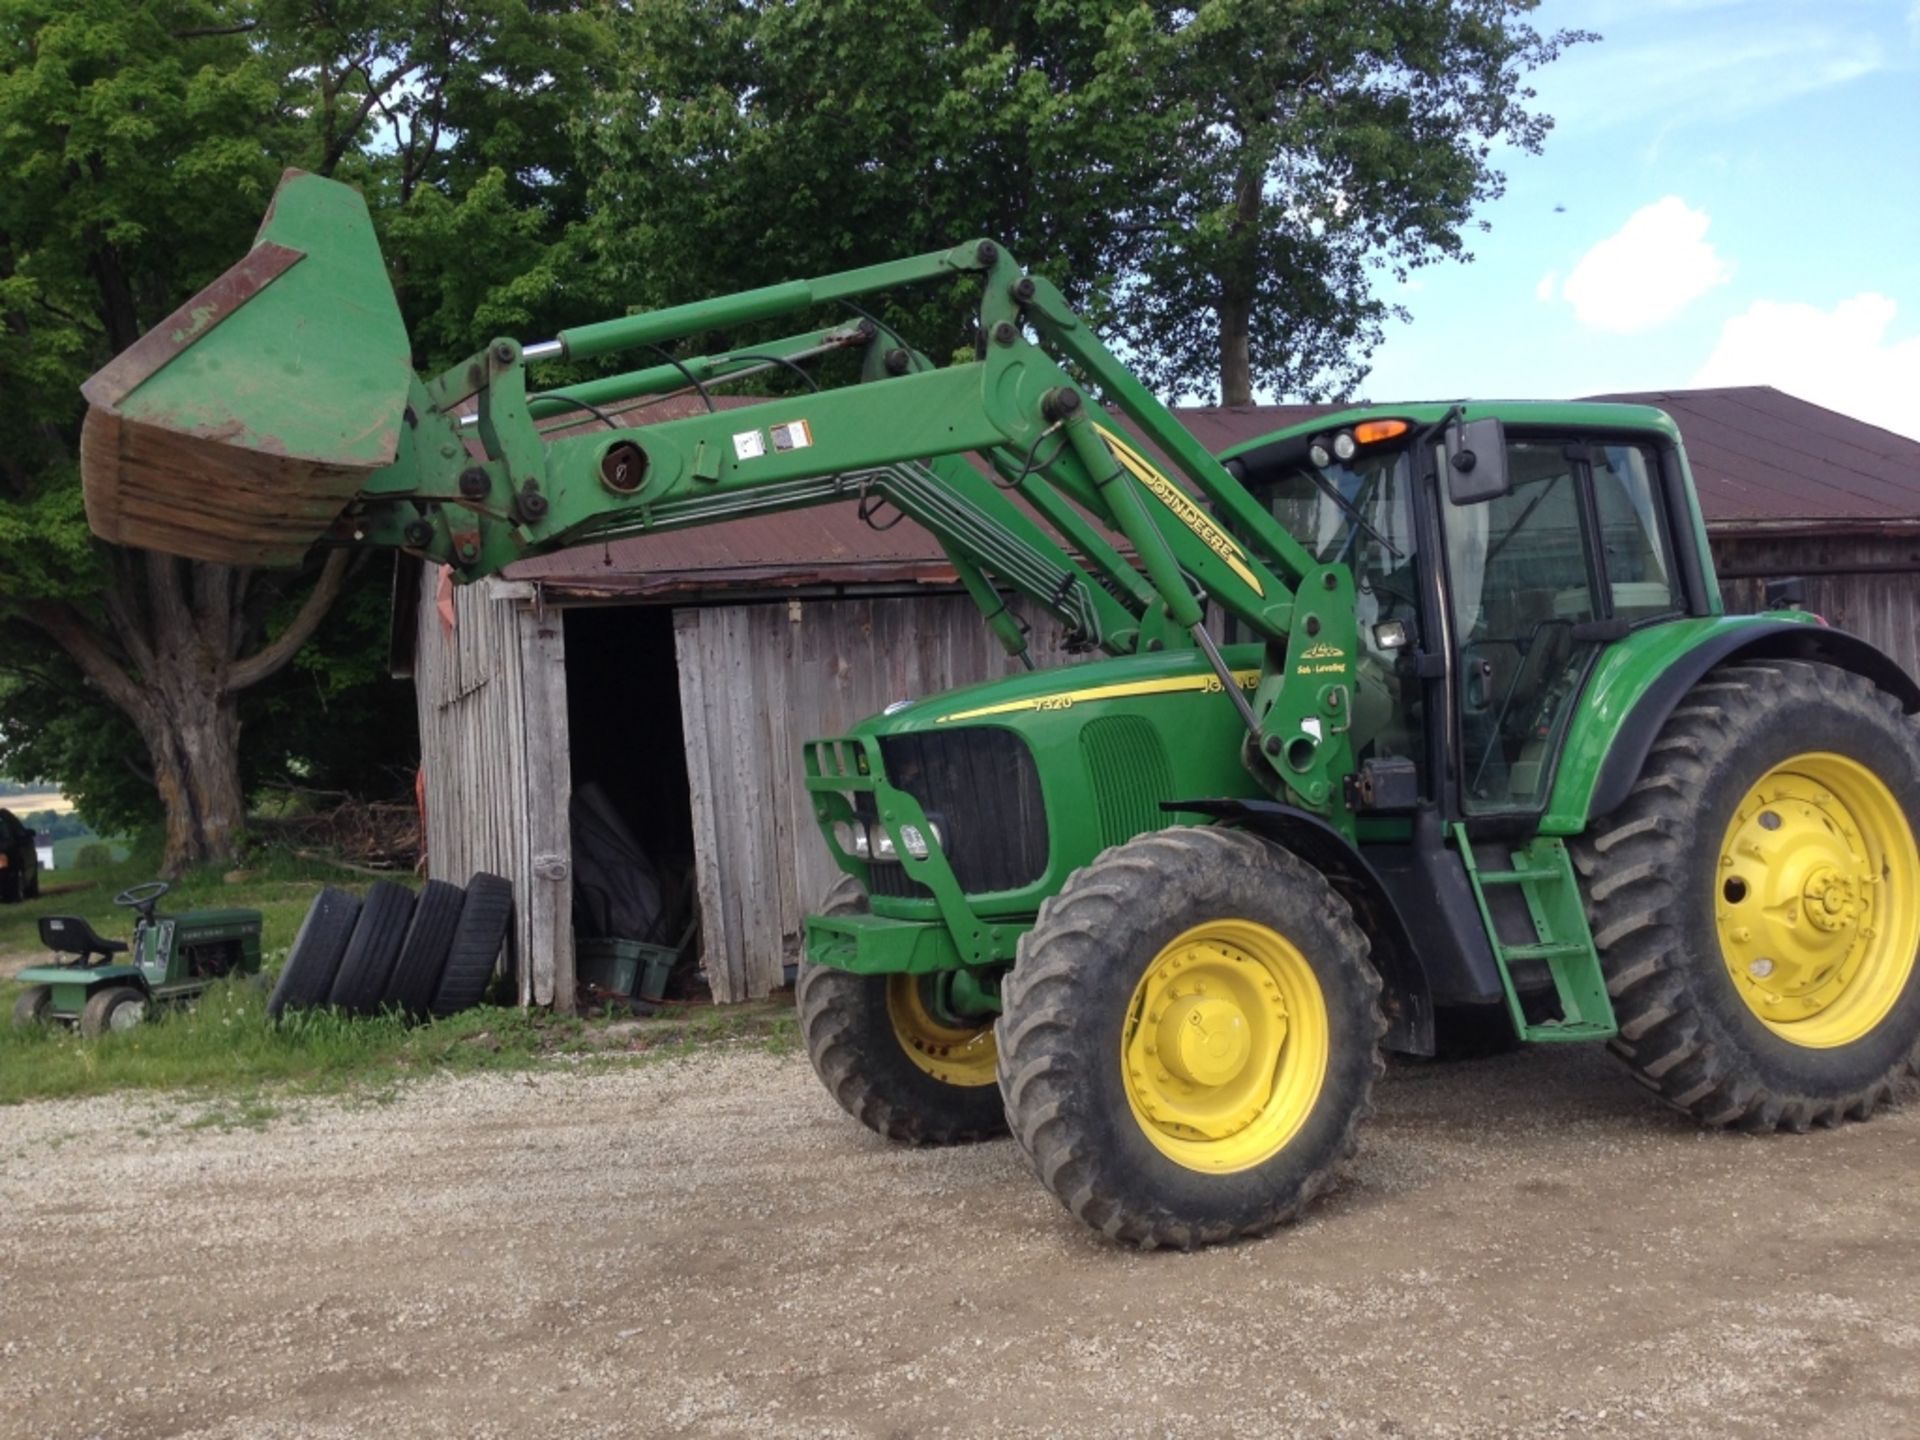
top-left (77, 171), bottom-right (1920, 1247)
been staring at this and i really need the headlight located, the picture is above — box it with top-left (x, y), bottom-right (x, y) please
top-left (834, 820), bottom-right (870, 858)
top-left (865, 817), bottom-right (944, 862)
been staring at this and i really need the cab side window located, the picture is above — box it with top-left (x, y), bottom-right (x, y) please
top-left (1590, 444), bottom-right (1678, 620)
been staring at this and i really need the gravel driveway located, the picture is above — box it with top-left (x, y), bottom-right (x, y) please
top-left (2, 1043), bottom-right (1916, 1439)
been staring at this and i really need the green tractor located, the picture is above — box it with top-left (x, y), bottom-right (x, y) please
top-left (11, 882), bottom-right (263, 1036)
top-left (76, 171), bottom-right (1920, 1246)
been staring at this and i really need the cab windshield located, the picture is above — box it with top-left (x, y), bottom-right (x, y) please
top-left (1247, 447), bottom-right (1423, 779)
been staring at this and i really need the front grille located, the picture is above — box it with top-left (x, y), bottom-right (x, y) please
top-left (1079, 715), bottom-right (1173, 847)
top-left (858, 728), bottom-right (1049, 897)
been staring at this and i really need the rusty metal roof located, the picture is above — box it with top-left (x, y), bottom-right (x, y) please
top-left (1587, 387), bottom-right (1920, 528)
top-left (507, 386), bottom-right (1920, 598)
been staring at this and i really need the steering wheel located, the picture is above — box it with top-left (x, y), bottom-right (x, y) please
top-left (114, 880), bottom-right (170, 920)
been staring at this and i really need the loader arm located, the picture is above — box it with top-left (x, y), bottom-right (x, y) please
top-left (80, 170), bottom-right (1359, 824)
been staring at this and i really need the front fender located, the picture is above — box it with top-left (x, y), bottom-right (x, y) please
top-left (1545, 615), bottom-right (1920, 831)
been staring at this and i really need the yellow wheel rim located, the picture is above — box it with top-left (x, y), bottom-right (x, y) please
top-left (1716, 752), bottom-right (1920, 1048)
top-left (1121, 919), bottom-right (1328, 1173)
top-left (885, 974), bottom-right (998, 1087)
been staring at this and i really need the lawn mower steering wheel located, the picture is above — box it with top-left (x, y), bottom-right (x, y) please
top-left (114, 880), bottom-right (170, 920)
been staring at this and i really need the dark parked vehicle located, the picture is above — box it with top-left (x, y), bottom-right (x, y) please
top-left (0, 810), bottom-right (42, 902)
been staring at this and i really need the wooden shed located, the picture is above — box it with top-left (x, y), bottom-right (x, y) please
top-left (394, 386), bottom-right (1920, 1009)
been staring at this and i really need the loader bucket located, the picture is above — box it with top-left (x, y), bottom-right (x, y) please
top-left (80, 170), bottom-right (415, 567)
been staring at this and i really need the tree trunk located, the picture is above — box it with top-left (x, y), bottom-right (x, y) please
top-left (138, 689), bottom-right (248, 872)
top-left (1216, 158), bottom-right (1263, 407)
top-left (1219, 290), bottom-right (1253, 406)
top-left (27, 549), bottom-right (353, 876)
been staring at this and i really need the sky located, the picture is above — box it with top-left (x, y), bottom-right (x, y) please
top-left (1356, 0), bottom-right (1920, 440)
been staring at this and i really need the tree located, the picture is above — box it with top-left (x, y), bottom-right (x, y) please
top-left (0, 0), bottom-right (611, 872)
top-left (577, 1), bottom-right (1584, 405)
top-left (574, 0), bottom-right (1173, 368)
top-left (1121, 0), bottom-right (1591, 404)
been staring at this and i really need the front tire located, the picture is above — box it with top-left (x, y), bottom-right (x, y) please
top-left (797, 876), bottom-right (1007, 1145)
top-left (79, 985), bottom-right (148, 1038)
top-left (997, 827), bottom-right (1384, 1249)
top-left (1576, 660), bottom-right (1920, 1129)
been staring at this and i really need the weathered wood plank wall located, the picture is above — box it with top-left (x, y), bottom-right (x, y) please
top-left (412, 569), bottom-right (576, 1009)
top-left (1713, 534), bottom-right (1920, 680)
top-left (674, 594), bottom-right (1074, 1002)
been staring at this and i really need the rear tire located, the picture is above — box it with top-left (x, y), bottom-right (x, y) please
top-left (11, 985), bottom-right (52, 1029)
top-left (797, 875), bottom-right (1007, 1146)
top-left (328, 881), bottom-right (416, 1015)
top-left (79, 985), bottom-right (147, 1038)
top-left (997, 827), bottom-right (1384, 1249)
top-left (1575, 660), bottom-right (1920, 1130)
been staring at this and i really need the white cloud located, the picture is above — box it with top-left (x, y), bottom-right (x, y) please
top-left (1535, 270), bottom-right (1558, 302)
top-left (1693, 294), bottom-right (1920, 441)
top-left (1559, 197), bottom-right (1730, 333)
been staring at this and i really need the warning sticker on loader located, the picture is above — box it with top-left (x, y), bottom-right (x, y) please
top-left (770, 419), bottom-right (814, 453)
top-left (732, 429), bottom-right (767, 461)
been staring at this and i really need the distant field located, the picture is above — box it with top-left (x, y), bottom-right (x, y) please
top-left (4, 791), bottom-right (72, 815)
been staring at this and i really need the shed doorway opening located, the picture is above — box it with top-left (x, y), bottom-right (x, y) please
top-left (563, 605), bottom-right (701, 1004)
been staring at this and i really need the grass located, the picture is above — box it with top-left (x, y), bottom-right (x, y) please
top-left (0, 848), bottom-right (793, 1109)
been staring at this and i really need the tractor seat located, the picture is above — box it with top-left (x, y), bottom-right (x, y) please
top-left (38, 915), bottom-right (128, 963)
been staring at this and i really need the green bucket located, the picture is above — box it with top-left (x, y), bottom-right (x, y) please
top-left (576, 938), bottom-right (677, 1001)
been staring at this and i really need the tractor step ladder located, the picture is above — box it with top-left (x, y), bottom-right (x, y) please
top-left (1453, 826), bottom-right (1617, 1042)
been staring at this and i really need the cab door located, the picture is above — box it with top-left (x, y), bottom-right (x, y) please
top-left (1439, 436), bottom-right (1681, 815)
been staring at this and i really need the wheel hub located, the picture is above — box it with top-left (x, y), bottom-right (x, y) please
top-left (1158, 990), bottom-right (1261, 1087)
top-left (1802, 868), bottom-right (1860, 933)
top-left (1716, 753), bottom-right (1918, 1047)
top-left (1121, 923), bottom-right (1327, 1170)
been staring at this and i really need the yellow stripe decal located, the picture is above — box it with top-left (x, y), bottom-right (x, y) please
top-left (1093, 423), bottom-right (1265, 598)
top-left (937, 668), bottom-right (1260, 724)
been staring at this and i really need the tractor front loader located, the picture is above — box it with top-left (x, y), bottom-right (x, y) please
top-left (79, 170), bottom-right (1920, 1248)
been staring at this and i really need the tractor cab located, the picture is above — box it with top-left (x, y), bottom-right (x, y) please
top-left (11, 881), bottom-right (263, 1037)
top-left (1223, 402), bottom-right (1707, 822)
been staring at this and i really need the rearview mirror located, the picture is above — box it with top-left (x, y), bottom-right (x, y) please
top-left (1444, 417), bottom-right (1511, 505)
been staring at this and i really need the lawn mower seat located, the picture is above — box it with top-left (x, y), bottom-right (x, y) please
top-left (39, 915), bottom-right (128, 964)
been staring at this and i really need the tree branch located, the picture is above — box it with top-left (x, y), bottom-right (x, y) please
top-left (23, 600), bottom-right (149, 719)
top-left (227, 549), bottom-right (354, 692)
top-left (100, 553), bottom-right (155, 679)
top-left (144, 551), bottom-right (195, 658)
top-left (172, 22), bottom-right (259, 39)
top-left (321, 62), bottom-right (423, 177)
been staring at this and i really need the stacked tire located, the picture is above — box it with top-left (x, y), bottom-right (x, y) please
top-left (270, 873), bottom-right (513, 1022)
